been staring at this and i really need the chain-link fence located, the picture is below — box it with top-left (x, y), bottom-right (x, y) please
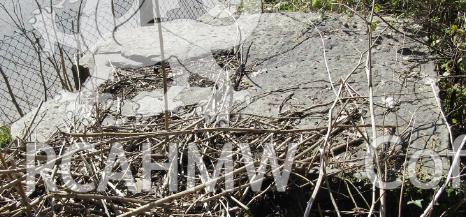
top-left (0, 0), bottom-right (138, 125)
top-left (0, 30), bottom-right (60, 124)
top-left (0, 0), bottom-right (230, 125)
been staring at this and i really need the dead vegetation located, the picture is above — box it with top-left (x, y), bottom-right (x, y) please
top-left (0, 106), bottom-right (389, 216)
top-left (0, 54), bottom-right (413, 216)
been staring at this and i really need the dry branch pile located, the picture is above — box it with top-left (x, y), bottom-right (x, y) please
top-left (0, 64), bottom-right (407, 216)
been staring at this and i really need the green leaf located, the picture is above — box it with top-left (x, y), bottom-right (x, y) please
top-left (374, 3), bottom-right (382, 13)
top-left (0, 126), bottom-right (11, 148)
top-left (446, 187), bottom-right (455, 197)
top-left (451, 24), bottom-right (459, 34)
top-left (312, 0), bottom-right (322, 8)
top-left (274, 2), bottom-right (295, 12)
top-left (408, 199), bottom-right (424, 208)
top-left (370, 21), bottom-right (379, 32)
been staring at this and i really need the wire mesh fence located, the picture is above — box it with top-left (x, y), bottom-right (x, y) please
top-left (0, 30), bottom-right (62, 124)
top-left (0, 0), bottom-right (138, 125)
top-left (0, 0), bottom-right (232, 125)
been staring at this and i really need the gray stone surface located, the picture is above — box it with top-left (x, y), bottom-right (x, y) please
top-left (242, 13), bottom-right (448, 154)
top-left (114, 86), bottom-right (250, 117)
top-left (11, 91), bottom-right (111, 142)
top-left (13, 12), bottom-right (448, 167)
top-left (96, 15), bottom-right (259, 64)
top-left (82, 13), bottom-right (261, 89)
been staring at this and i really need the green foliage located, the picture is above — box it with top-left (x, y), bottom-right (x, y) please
top-left (440, 81), bottom-right (466, 133)
top-left (370, 20), bottom-right (379, 32)
top-left (275, 1), bottom-right (299, 11)
top-left (0, 126), bottom-right (11, 148)
top-left (312, 0), bottom-right (323, 8)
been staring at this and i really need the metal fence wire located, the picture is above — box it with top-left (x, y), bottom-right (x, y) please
top-left (0, 0), bottom-right (223, 125)
top-left (0, 31), bottom-right (62, 124)
top-left (0, 0), bottom-right (137, 125)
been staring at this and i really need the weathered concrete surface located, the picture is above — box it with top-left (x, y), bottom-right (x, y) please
top-left (80, 14), bottom-right (259, 88)
top-left (115, 86), bottom-right (250, 117)
top-left (247, 13), bottom-right (448, 155)
top-left (237, 13), bottom-right (449, 175)
top-left (11, 91), bottom-right (111, 142)
top-left (243, 13), bottom-right (446, 136)
top-left (97, 16), bottom-right (259, 64)
top-left (13, 12), bottom-right (448, 174)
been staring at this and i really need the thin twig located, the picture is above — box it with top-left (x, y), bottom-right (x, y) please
top-left (303, 84), bottom-right (344, 217)
top-left (65, 124), bottom-right (397, 138)
top-left (420, 136), bottom-right (466, 217)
